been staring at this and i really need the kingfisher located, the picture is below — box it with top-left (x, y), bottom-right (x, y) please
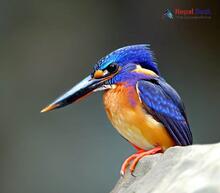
top-left (41, 44), bottom-right (193, 176)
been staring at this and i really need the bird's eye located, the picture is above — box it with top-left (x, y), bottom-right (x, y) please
top-left (106, 63), bottom-right (119, 74)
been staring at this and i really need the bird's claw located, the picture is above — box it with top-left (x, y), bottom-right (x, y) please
top-left (120, 146), bottom-right (162, 177)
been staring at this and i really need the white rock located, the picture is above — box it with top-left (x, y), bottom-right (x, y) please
top-left (111, 143), bottom-right (220, 193)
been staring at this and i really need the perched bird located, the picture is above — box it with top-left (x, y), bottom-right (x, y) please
top-left (41, 44), bottom-right (193, 176)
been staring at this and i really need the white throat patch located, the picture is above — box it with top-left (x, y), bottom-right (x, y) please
top-left (93, 84), bottom-right (116, 92)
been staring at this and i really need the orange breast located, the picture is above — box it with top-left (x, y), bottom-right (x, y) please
top-left (103, 84), bottom-right (175, 150)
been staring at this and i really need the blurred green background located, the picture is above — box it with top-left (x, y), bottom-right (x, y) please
top-left (1, 0), bottom-right (219, 193)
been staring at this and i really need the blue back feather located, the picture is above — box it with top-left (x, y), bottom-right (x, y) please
top-left (137, 78), bottom-right (193, 146)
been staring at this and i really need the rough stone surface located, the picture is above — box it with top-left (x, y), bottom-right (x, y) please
top-left (111, 143), bottom-right (220, 193)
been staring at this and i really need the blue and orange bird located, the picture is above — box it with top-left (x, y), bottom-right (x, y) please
top-left (41, 44), bottom-right (193, 176)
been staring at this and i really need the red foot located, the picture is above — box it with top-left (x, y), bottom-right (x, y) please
top-left (120, 146), bottom-right (162, 176)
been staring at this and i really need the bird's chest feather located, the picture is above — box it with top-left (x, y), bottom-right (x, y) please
top-left (103, 84), bottom-right (175, 150)
top-left (103, 84), bottom-right (154, 149)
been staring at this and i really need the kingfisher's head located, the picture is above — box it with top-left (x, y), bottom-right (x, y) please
top-left (41, 44), bottom-right (160, 112)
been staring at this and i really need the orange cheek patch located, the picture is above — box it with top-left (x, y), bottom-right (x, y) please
top-left (94, 70), bottom-right (104, 79)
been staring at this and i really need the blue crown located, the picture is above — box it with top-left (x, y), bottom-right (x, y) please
top-left (96, 44), bottom-right (160, 75)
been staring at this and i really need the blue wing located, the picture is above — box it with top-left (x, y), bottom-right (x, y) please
top-left (137, 78), bottom-right (193, 146)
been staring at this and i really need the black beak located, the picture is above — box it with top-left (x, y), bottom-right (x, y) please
top-left (41, 74), bottom-right (105, 112)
